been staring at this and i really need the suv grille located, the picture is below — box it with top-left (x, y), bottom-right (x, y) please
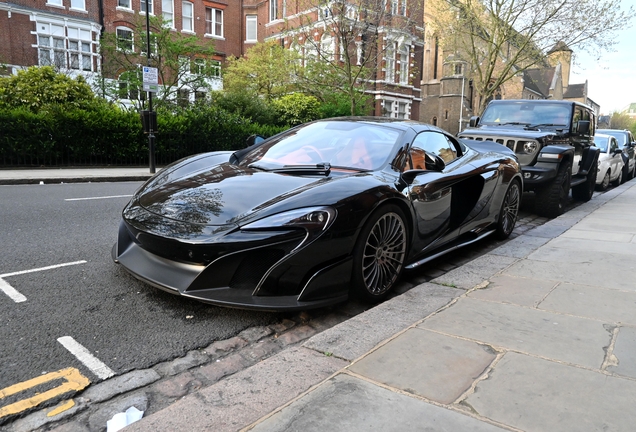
top-left (460, 134), bottom-right (539, 165)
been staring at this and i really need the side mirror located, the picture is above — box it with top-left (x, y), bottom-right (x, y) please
top-left (469, 116), bottom-right (480, 128)
top-left (246, 134), bottom-right (265, 147)
top-left (401, 152), bottom-right (446, 184)
top-left (577, 120), bottom-right (590, 135)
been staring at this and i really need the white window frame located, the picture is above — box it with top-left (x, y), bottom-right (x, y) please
top-left (140, 0), bottom-right (153, 15)
top-left (320, 33), bottom-right (335, 61)
top-left (46, 0), bottom-right (64, 7)
top-left (205, 7), bottom-right (223, 38)
top-left (399, 0), bottom-right (407, 15)
top-left (162, 0), bottom-right (174, 27)
top-left (182, 2), bottom-right (194, 33)
top-left (398, 44), bottom-right (409, 84)
top-left (70, 0), bottom-right (86, 11)
top-left (391, 0), bottom-right (398, 14)
top-left (116, 27), bottom-right (134, 52)
top-left (246, 15), bottom-right (257, 42)
top-left (270, 0), bottom-right (278, 21)
top-left (117, 0), bottom-right (131, 9)
top-left (385, 42), bottom-right (395, 83)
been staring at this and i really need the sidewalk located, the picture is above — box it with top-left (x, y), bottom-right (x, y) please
top-left (120, 180), bottom-right (636, 432)
top-left (0, 167), bottom-right (156, 185)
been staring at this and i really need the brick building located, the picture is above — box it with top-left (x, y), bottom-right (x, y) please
top-left (1, 0), bottom-right (424, 117)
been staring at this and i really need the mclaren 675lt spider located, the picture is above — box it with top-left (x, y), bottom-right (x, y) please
top-left (112, 117), bottom-right (522, 311)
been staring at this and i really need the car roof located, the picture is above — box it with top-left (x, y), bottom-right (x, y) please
top-left (319, 116), bottom-right (447, 134)
top-left (485, 99), bottom-right (593, 110)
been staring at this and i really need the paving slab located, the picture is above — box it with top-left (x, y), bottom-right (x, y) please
top-left (419, 297), bottom-right (610, 368)
top-left (304, 283), bottom-right (460, 361)
top-left (126, 347), bottom-right (347, 432)
top-left (608, 326), bottom-right (636, 379)
top-left (489, 235), bottom-right (551, 259)
top-left (504, 256), bottom-right (636, 291)
top-left (349, 328), bottom-right (497, 404)
top-left (538, 283), bottom-right (636, 325)
top-left (570, 216), bottom-right (636, 235)
top-left (465, 352), bottom-right (636, 431)
top-left (468, 274), bottom-right (556, 307)
top-left (559, 228), bottom-right (634, 242)
top-left (542, 236), bottom-right (636, 256)
top-left (248, 374), bottom-right (507, 432)
top-left (430, 254), bottom-right (517, 290)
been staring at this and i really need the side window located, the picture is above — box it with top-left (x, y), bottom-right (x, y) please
top-left (406, 131), bottom-right (458, 170)
top-left (610, 138), bottom-right (617, 152)
top-left (572, 108), bottom-right (582, 133)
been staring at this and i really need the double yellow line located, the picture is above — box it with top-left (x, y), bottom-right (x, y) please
top-left (0, 368), bottom-right (90, 418)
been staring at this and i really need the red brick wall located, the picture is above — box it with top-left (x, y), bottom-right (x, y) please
top-left (0, 10), bottom-right (38, 67)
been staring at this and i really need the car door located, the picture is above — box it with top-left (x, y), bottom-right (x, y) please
top-left (404, 131), bottom-right (480, 254)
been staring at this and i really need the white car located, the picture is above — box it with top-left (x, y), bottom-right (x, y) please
top-left (595, 134), bottom-right (625, 191)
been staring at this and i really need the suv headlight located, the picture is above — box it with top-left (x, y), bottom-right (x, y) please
top-left (521, 141), bottom-right (539, 154)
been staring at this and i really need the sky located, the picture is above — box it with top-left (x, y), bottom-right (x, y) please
top-left (569, 0), bottom-right (636, 114)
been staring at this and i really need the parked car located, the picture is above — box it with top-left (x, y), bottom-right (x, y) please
top-left (459, 100), bottom-right (599, 218)
top-left (594, 134), bottom-right (625, 191)
top-left (113, 118), bottom-right (522, 311)
top-left (596, 128), bottom-right (636, 182)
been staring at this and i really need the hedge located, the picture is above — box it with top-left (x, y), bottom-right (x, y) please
top-left (0, 104), bottom-right (287, 167)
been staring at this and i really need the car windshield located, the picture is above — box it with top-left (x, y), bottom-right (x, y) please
top-left (480, 102), bottom-right (571, 127)
top-left (598, 130), bottom-right (627, 146)
top-left (239, 121), bottom-right (402, 171)
top-left (593, 136), bottom-right (609, 152)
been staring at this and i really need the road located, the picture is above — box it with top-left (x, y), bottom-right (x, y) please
top-left (0, 180), bottom-right (600, 426)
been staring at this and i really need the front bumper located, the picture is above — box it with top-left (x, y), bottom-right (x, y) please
top-left (112, 220), bottom-right (351, 311)
top-left (520, 163), bottom-right (558, 190)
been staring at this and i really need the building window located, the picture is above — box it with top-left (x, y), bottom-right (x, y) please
top-left (385, 42), bottom-right (395, 83)
top-left (46, 0), bottom-right (63, 6)
top-left (398, 44), bottom-right (409, 84)
top-left (454, 63), bottom-right (463, 75)
top-left (116, 27), bottom-right (134, 52)
top-left (397, 102), bottom-right (408, 119)
top-left (141, 34), bottom-right (157, 57)
top-left (38, 35), bottom-right (66, 68)
top-left (320, 33), bottom-right (335, 61)
top-left (162, 0), bottom-right (174, 26)
top-left (432, 116), bottom-right (437, 126)
top-left (399, 0), bottom-right (407, 15)
top-left (182, 2), bottom-right (193, 32)
top-left (270, 0), bottom-right (278, 21)
top-left (177, 88), bottom-right (190, 106)
top-left (205, 8), bottom-right (223, 37)
top-left (195, 91), bottom-right (206, 102)
top-left (140, 0), bottom-right (153, 14)
top-left (118, 0), bottom-right (131, 8)
top-left (191, 58), bottom-right (221, 77)
top-left (246, 15), bottom-right (257, 42)
top-left (69, 40), bottom-right (92, 70)
top-left (391, 0), bottom-right (398, 14)
top-left (382, 100), bottom-right (393, 117)
top-left (118, 70), bottom-right (145, 101)
top-left (70, 0), bottom-right (85, 9)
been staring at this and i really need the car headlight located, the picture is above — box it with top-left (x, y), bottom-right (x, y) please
top-left (521, 141), bottom-right (538, 154)
top-left (242, 207), bottom-right (336, 233)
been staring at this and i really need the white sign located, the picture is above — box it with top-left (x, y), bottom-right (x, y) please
top-left (143, 83), bottom-right (159, 93)
top-left (142, 66), bottom-right (158, 84)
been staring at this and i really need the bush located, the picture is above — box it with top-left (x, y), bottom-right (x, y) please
top-left (271, 93), bottom-right (321, 126)
top-left (209, 91), bottom-right (279, 126)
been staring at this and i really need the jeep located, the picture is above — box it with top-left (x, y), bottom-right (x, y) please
top-left (459, 100), bottom-right (599, 218)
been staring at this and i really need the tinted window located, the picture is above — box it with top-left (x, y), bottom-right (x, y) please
top-left (406, 131), bottom-right (458, 170)
top-left (480, 102), bottom-right (571, 126)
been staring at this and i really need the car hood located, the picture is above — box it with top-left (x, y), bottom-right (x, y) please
top-left (460, 126), bottom-right (559, 140)
top-left (135, 162), bottom-right (352, 226)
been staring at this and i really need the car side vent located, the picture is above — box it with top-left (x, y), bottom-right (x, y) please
top-left (229, 249), bottom-right (286, 290)
top-left (496, 139), bottom-right (504, 144)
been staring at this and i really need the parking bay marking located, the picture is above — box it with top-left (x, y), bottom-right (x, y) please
top-left (0, 368), bottom-right (90, 419)
top-left (58, 336), bottom-right (116, 380)
top-left (65, 194), bottom-right (132, 201)
top-left (0, 260), bottom-right (86, 303)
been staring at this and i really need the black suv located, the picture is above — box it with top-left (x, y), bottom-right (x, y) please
top-left (459, 100), bottom-right (599, 218)
top-left (596, 129), bottom-right (636, 182)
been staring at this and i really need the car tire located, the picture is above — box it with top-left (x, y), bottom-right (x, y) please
top-left (352, 204), bottom-right (408, 303)
top-left (612, 169), bottom-right (623, 187)
top-left (535, 160), bottom-right (571, 218)
top-left (596, 170), bottom-right (610, 191)
top-left (495, 179), bottom-right (521, 240)
top-left (572, 159), bottom-right (597, 201)
top-left (630, 164), bottom-right (635, 181)
top-left (622, 162), bottom-right (630, 184)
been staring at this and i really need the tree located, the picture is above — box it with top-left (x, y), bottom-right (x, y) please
top-left (222, 41), bottom-right (299, 100)
top-left (429, 0), bottom-right (634, 112)
top-left (0, 66), bottom-right (97, 112)
top-left (609, 111), bottom-right (635, 130)
top-left (282, 0), bottom-right (424, 115)
top-left (99, 15), bottom-right (218, 108)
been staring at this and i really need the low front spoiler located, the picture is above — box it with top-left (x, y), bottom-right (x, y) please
top-left (112, 238), bottom-right (350, 312)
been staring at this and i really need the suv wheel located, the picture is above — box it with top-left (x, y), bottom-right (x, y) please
top-left (535, 160), bottom-right (571, 218)
top-left (573, 159), bottom-right (597, 202)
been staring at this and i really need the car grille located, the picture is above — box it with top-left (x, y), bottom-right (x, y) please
top-left (229, 249), bottom-right (286, 290)
top-left (460, 134), bottom-right (538, 165)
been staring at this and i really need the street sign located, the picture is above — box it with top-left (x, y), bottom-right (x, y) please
top-left (143, 66), bottom-right (158, 93)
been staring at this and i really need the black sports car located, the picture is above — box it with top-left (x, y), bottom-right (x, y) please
top-left (113, 117), bottom-right (522, 311)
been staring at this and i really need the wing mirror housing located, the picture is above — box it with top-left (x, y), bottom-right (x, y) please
top-left (246, 134), bottom-right (265, 147)
top-left (577, 120), bottom-right (590, 136)
top-left (469, 116), bottom-right (480, 128)
top-left (401, 152), bottom-right (446, 183)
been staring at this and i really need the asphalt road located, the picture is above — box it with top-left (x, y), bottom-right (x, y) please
top-left (0, 182), bottom-right (281, 392)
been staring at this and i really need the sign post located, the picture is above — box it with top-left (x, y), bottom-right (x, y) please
top-left (143, 0), bottom-right (156, 174)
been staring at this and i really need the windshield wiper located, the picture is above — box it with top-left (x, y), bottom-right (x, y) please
top-left (250, 162), bottom-right (332, 176)
top-left (525, 123), bottom-right (566, 130)
top-left (498, 122), bottom-right (530, 126)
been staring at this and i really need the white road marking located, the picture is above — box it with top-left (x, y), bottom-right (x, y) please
top-left (0, 260), bottom-right (87, 278)
top-left (0, 278), bottom-right (27, 303)
top-left (57, 336), bottom-right (115, 380)
top-left (65, 194), bottom-right (132, 201)
top-left (0, 261), bottom-right (86, 303)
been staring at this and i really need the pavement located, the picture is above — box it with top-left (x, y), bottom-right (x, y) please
top-left (4, 169), bottom-right (636, 432)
